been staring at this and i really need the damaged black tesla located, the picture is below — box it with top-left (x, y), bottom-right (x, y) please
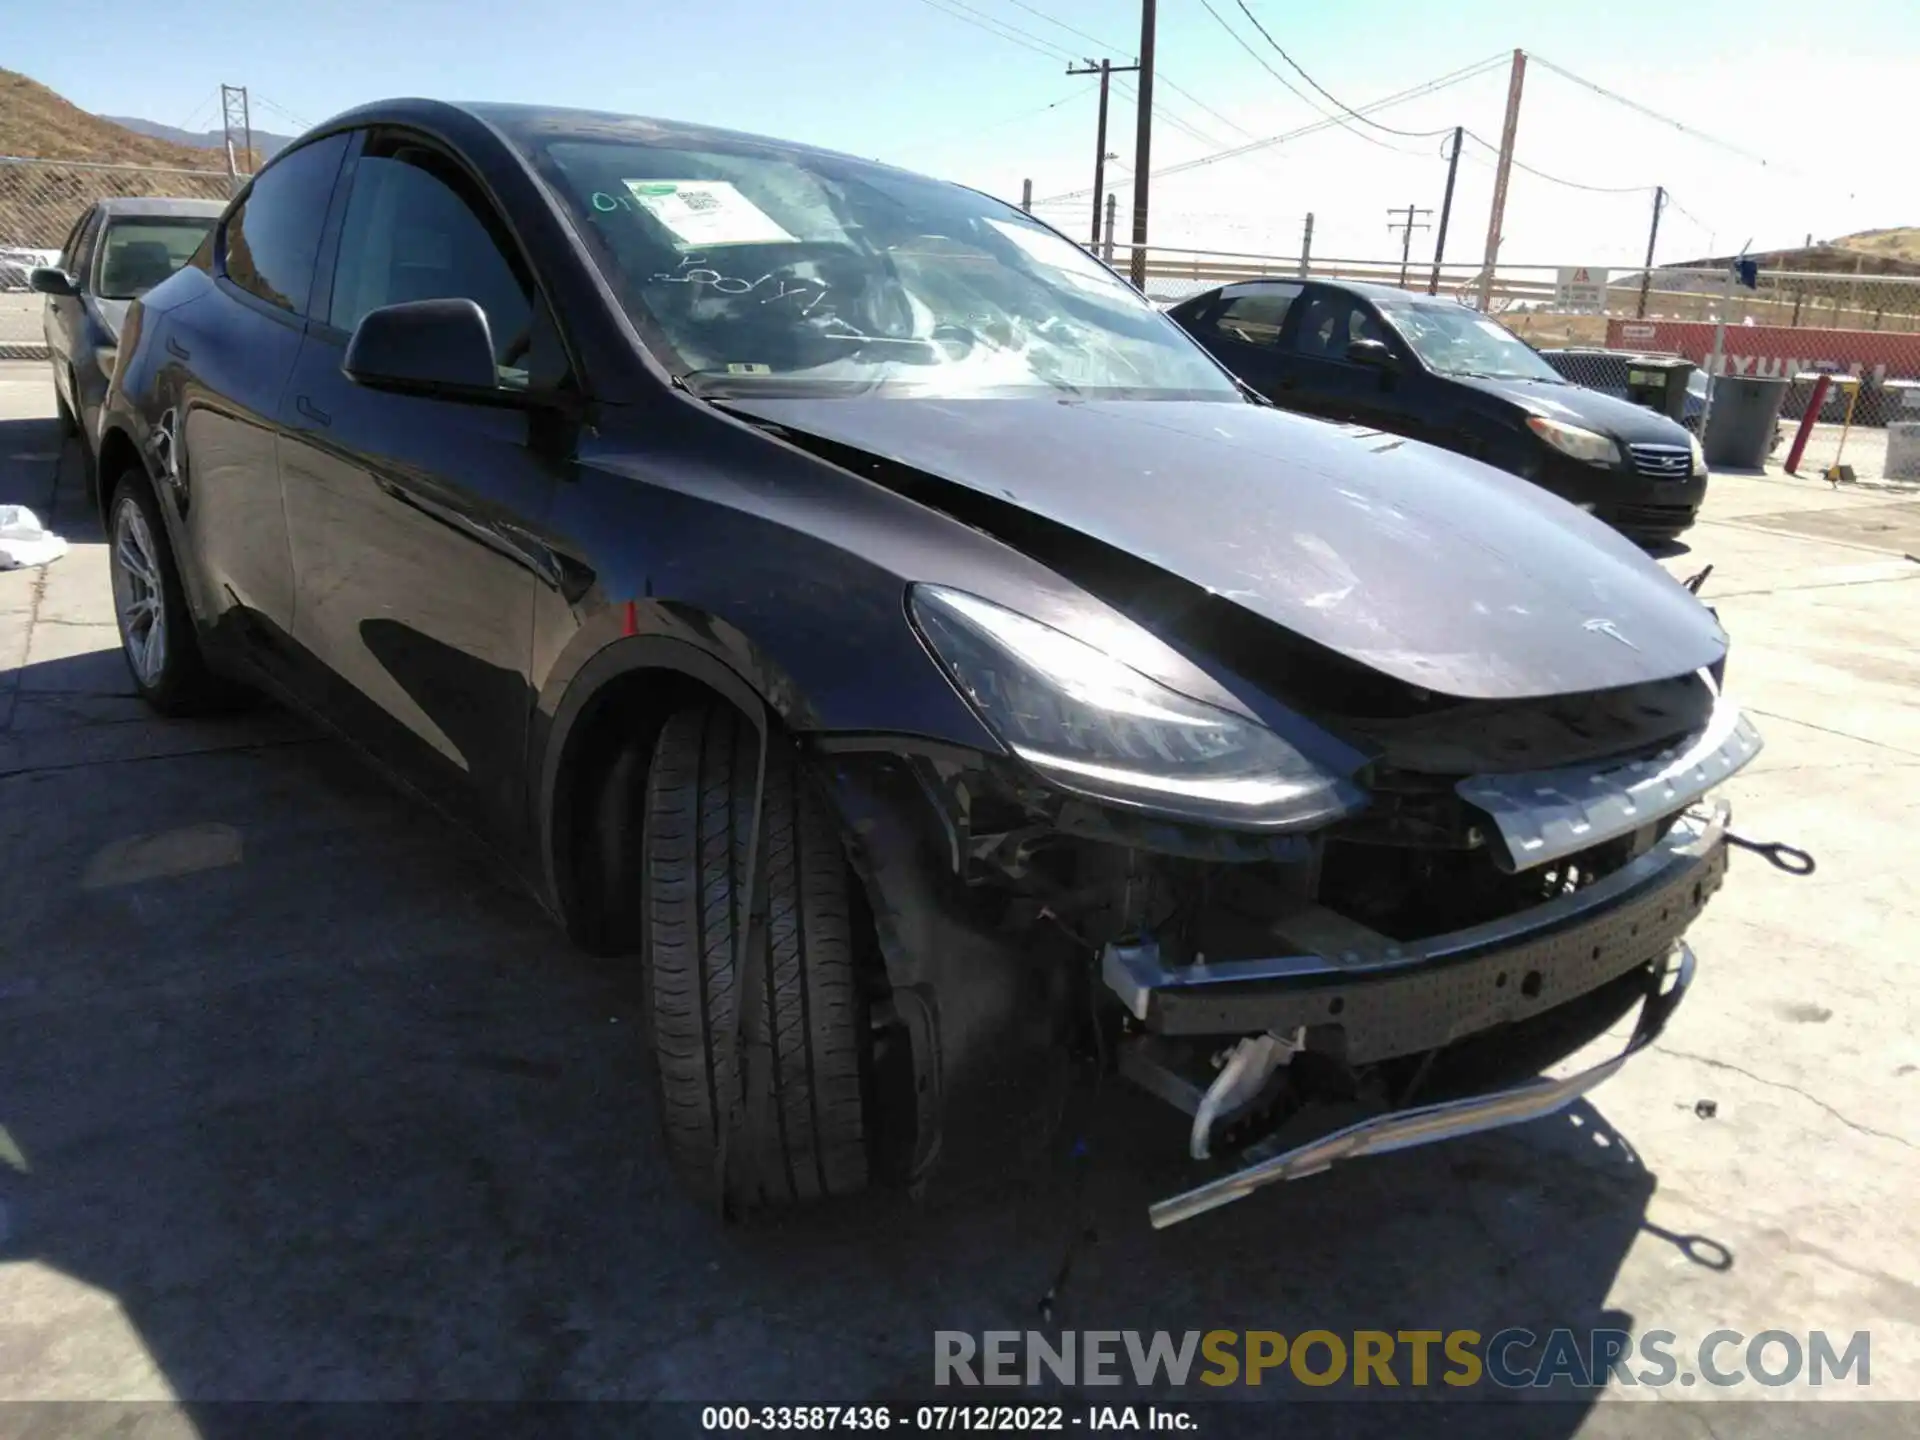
top-left (97, 101), bottom-right (1760, 1226)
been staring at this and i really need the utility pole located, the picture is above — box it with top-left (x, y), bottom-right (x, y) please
top-left (1476, 49), bottom-right (1527, 312)
top-left (1068, 58), bottom-right (1141, 250)
top-left (1298, 212), bottom-right (1313, 278)
top-left (219, 83), bottom-right (253, 191)
top-left (1128, 0), bottom-right (1157, 290)
top-left (1428, 126), bottom-right (1462, 295)
top-left (1636, 185), bottom-right (1666, 319)
top-left (1102, 192), bottom-right (1118, 262)
top-left (1388, 204), bottom-right (1432, 288)
top-left (1020, 179), bottom-right (1032, 214)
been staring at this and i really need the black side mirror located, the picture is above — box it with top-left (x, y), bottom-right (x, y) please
top-left (1346, 337), bottom-right (1396, 368)
top-left (29, 267), bottom-right (80, 299)
top-left (343, 298), bottom-right (507, 403)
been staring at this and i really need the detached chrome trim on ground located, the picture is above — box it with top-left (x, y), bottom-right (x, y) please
top-left (1458, 694), bottom-right (1761, 872)
top-left (1147, 943), bottom-right (1696, 1228)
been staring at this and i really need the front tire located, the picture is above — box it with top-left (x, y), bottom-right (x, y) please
top-left (641, 702), bottom-right (871, 1212)
top-left (107, 472), bottom-right (231, 714)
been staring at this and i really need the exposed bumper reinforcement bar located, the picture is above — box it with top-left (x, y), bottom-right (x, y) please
top-left (1147, 941), bottom-right (1695, 1229)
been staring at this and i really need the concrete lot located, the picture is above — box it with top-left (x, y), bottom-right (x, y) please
top-left (0, 360), bottom-right (1916, 1435)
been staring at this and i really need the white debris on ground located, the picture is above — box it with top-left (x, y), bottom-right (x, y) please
top-left (0, 504), bottom-right (68, 569)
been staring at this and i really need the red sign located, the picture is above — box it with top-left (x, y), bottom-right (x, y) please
top-left (1605, 319), bottom-right (1920, 383)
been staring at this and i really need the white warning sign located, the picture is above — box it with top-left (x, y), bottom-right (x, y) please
top-left (1555, 266), bottom-right (1609, 313)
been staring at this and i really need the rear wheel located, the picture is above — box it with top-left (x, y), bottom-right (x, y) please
top-left (640, 702), bottom-right (871, 1211)
top-left (107, 472), bottom-right (233, 714)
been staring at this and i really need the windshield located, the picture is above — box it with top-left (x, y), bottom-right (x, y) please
top-left (525, 137), bottom-right (1240, 401)
top-left (95, 218), bottom-right (215, 299)
top-left (1376, 299), bottom-right (1565, 383)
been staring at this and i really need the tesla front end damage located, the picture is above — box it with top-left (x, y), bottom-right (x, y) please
top-left (818, 592), bottom-right (1754, 1224)
top-left (746, 409), bottom-right (1763, 1224)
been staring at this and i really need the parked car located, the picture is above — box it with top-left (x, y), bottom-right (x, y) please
top-left (96, 100), bottom-right (1756, 1226)
top-left (30, 197), bottom-right (224, 455)
top-left (1169, 279), bottom-right (1709, 543)
top-left (2, 246), bottom-right (62, 292)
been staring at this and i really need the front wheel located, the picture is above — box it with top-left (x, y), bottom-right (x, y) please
top-left (107, 473), bottom-right (233, 714)
top-left (640, 702), bottom-right (872, 1212)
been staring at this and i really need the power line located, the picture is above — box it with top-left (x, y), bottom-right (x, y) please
top-left (174, 88), bottom-right (221, 135)
top-left (1526, 55), bottom-right (1779, 170)
top-left (1109, 77), bottom-right (1225, 149)
top-left (909, 0), bottom-right (1230, 151)
top-left (994, 0), bottom-right (1118, 53)
top-left (894, 85), bottom-right (1095, 159)
top-left (1033, 53), bottom-right (1508, 203)
top-left (250, 94), bottom-right (314, 131)
top-left (991, 0), bottom-right (1262, 141)
top-left (910, 0), bottom-right (1072, 61)
top-left (1194, 0), bottom-right (1427, 155)
top-left (1461, 128), bottom-right (1653, 194)
top-left (1663, 193), bottom-right (1718, 238)
top-left (1228, 0), bottom-right (1458, 139)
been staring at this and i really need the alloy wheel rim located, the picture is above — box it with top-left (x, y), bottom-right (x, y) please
top-left (111, 500), bottom-right (167, 686)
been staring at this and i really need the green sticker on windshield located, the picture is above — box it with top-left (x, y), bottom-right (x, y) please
top-left (632, 183), bottom-right (679, 196)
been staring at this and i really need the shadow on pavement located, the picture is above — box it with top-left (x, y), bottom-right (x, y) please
top-left (0, 417), bottom-right (1742, 1438)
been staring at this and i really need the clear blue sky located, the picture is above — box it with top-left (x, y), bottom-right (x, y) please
top-left (13, 0), bottom-right (1916, 265)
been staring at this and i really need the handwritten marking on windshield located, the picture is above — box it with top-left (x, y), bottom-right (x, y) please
top-left (649, 254), bottom-right (830, 312)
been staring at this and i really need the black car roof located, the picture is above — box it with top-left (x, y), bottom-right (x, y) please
top-left (93, 197), bottom-right (227, 219)
top-left (1222, 276), bottom-right (1451, 303)
top-left (305, 97), bottom-right (927, 180)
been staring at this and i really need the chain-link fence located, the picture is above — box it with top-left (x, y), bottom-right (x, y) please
top-left (1, 157), bottom-right (239, 356)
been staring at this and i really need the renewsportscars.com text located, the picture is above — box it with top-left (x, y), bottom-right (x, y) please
top-left (934, 1329), bottom-right (1870, 1391)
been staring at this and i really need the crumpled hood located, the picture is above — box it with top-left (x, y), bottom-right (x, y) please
top-left (1454, 373), bottom-right (1695, 445)
top-left (729, 396), bottom-right (1726, 701)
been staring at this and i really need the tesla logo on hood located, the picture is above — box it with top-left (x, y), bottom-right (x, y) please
top-left (1583, 617), bottom-right (1638, 650)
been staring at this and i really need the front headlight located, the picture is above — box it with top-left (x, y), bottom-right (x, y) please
top-left (1527, 415), bottom-right (1620, 467)
top-left (1689, 433), bottom-right (1706, 474)
top-left (909, 586), bottom-right (1355, 830)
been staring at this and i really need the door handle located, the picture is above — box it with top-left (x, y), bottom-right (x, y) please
top-left (295, 395), bottom-right (332, 427)
top-left (165, 337), bottom-right (190, 360)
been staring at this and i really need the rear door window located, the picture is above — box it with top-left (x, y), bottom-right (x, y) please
top-left (221, 132), bottom-right (351, 316)
top-left (1204, 284), bottom-right (1301, 348)
top-left (1293, 291), bottom-right (1388, 360)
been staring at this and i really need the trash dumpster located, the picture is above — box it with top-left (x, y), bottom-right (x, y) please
top-left (1703, 375), bottom-right (1790, 470)
top-left (1624, 355), bottom-right (1694, 423)
top-left (1882, 378), bottom-right (1920, 427)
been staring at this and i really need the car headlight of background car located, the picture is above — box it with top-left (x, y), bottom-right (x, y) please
top-left (1689, 433), bottom-right (1707, 474)
top-left (1527, 415), bottom-right (1621, 467)
top-left (909, 585), bottom-right (1355, 830)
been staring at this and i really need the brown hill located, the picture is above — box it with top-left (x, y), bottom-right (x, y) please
top-left (1837, 227), bottom-right (1920, 263)
top-left (0, 68), bottom-right (263, 167)
top-left (1, 69), bottom-right (258, 249)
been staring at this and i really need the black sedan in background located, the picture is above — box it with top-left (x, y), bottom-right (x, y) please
top-left (1170, 279), bottom-right (1708, 542)
top-left (33, 196), bottom-right (225, 457)
top-left (94, 100), bottom-right (1753, 1226)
